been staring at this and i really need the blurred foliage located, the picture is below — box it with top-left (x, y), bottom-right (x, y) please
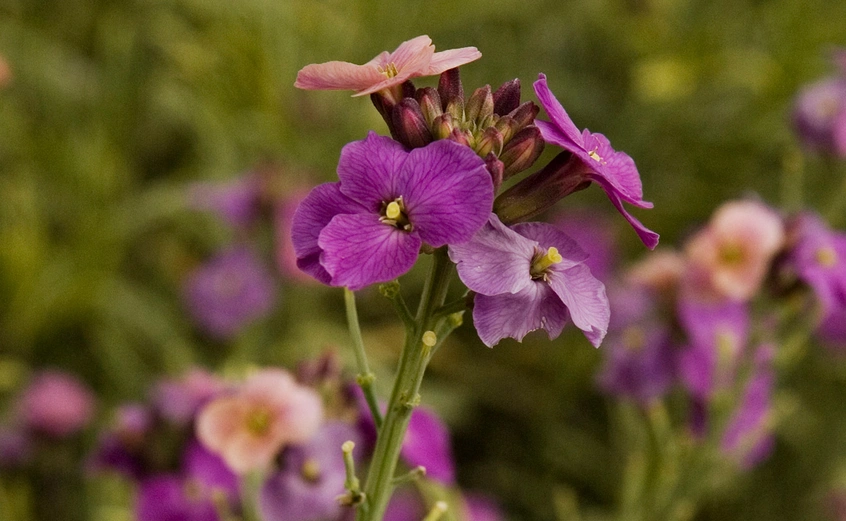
top-left (1, 0), bottom-right (846, 520)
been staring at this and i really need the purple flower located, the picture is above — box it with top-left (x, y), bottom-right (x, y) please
top-left (292, 132), bottom-right (493, 290)
top-left (183, 247), bottom-right (277, 339)
top-left (532, 74), bottom-right (659, 249)
top-left (786, 212), bottom-right (846, 314)
top-left (793, 76), bottom-right (846, 156)
top-left (259, 422), bottom-right (361, 521)
top-left (135, 475), bottom-right (222, 521)
top-left (87, 404), bottom-right (153, 478)
top-left (189, 174), bottom-right (264, 229)
top-left (400, 406), bottom-right (455, 484)
top-left (450, 214), bottom-right (609, 347)
top-left (17, 370), bottom-right (95, 438)
top-left (183, 439), bottom-right (240, 502)
top-left (151, 369), bottom-right (227, 427)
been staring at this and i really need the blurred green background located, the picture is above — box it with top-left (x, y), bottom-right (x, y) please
top-left (2, 0), bottom-right (846, 520)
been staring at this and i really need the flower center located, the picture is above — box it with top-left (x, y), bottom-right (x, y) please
top-left (530, 246), bottom-right (563, 281)
top-left (380, 197), bottom-right (412, 231)
top-left (379, 62), bottom-right (400, 78)
top-left (718, 243), bottom-right (745, 265)
top-left (816, 246), bottom-right (838, 267)
top-left (246, 408), bottom-right (271, 436)
top-left (301, 458), bottom-right (321, 483)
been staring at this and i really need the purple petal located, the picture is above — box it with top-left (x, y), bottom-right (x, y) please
top-left (136, 475), bottom-right (219, 521)
top-left (546, 264), bottom-right (610, 347)
top-left (399, 140), bottom-right (493, 247)
top-left (448, 215), bottom-right (536, 296)
top-left (183, 440), bottom-right (239, 502)
top-left (400, 407), bottom-right (455, 484)
top-left (533, 74), bottom-right (584, 148)
top-left (601, 186), bottom-right (660, 249)
top-left (291, 183), bottom-right (367, 284)
top-left (473, 282), bottom-right (569, 347)
top-left (512, 221), bottom-right (589, 268)
top-left (337, 132), bottom-right (409, 210)
top-left (583, 132), bottom-right (647, 205)
top-left (318, 213), bottom-right (421, 290)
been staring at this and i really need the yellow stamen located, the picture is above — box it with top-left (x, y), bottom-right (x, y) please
top-left (816, 246), bottom-right (838, 268)
top-left (588, 149), bottom-right (603, 163)
top-left (301, 458), bottom-right (321, 483)
top-left (385, 201), bottom-right (402, 220)
top-left (379, 62), bottom-right (399, 78)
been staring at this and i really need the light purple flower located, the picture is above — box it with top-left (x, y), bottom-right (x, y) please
top-left (533, 74), bottom-right (659, 249)
top-left (17, 370), bottom-right (95, 438)
top-left (189, 174), bottom-right (264, 229)
top-left (450, 214), bottom-right (609, 347)
top-left (786, 212), bottom-right (846, 314)
top-left (792, 76), bottom-right (846, 156)
top-left (292, 132), bottom-right (493, 290)
top-left (259, 422), bottom-right (361, 521)
top-left (183, 247), bottom-right (277, 339)
top-left (400, 406), bottom-right (455, 484)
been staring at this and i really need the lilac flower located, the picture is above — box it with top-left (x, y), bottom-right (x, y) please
top-left (793, 76), bottom-right (846, 156)
top-left (183, 439), bottom-right (240, 503)
top-left (384, 488), bottom-right (427, 521)
top-left (17, 370), bottom-right (95, 438)
top-left (786, 212), bottom-right (846, 314)
top-left (449, 214), bottom-right (609, 347)
top-left (189, 174), bottom-right (264, 229)
top-left (292, 133), bottom-right (493, 290)
top-left (532, 74), bottom-right (659, 249)
top-left (87, 404), bottom-right (153, 478)
top-left (259, 422), bottom-right (361, 521)
top-left (183, 247), bottom-right (277, 339)
top-left (400, 405), bottom-right (456, 484)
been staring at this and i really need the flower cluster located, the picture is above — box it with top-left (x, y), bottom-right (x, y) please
top-left (293, 35), bottom-right (658, 347)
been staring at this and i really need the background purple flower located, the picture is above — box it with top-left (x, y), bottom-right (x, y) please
top-left (793, 76), bottom-right (846, 156)
top-left (189, 174), bottom-right (264, 229)
top-left (292, 132), bottom-right (493, 290)
top-left (16, 370), bottom-right (95, 438)
top-left (183, 247), bottom-right (277, 339)
top-left (786, 212), bottom-right (846, 314)
top-left (136, 475), bottom-right (222, 521)
top-left (400, 406), bottom-right (456, 484)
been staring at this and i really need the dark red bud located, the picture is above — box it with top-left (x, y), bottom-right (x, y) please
top-left (493, 79), bottom-right (521, 115)
top-left (437, 68), bottom-right (464, 112)
top-left (499, 126), bottom-right (545, 178)
top-left (447, 128), bottom-right (473, 148)
top-left (508, 101), bottom-right (540, 130)
top-left (392, 98), bottom-right (433, 149)
top-left (484, 152), bottom-right (505, 192)
top-left (465, 85), bottom-right (493, 123)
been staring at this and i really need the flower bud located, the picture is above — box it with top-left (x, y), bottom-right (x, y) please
top-left (431, 113), bottom-right (455, 140)
top-left (465, 85), bottom-right (494, 124)
top-left (392, 98), bottom-right (433, 149)
top-left (415, 87), bottom-right (443, 127)
top-left (507, 101), bottom-right (540, 130)
top-left (438, 68), bottom-right (464, 119)
top-left (493, 78), bottom-right (521, 115)
top-left (447, 128), bottom-right (473, 148)
top-left (494, 116), bottom-right (518, 144)
top-left (494, 152), bottom-right (590, 224)
top-left (484, 153), bottom-right (505, 192)
top-left (499, 126), bottom-right (544, 178)
top-left (371, 91), bottom-right (398, 135)
top-left (475, 127), bottom-right (504, 158)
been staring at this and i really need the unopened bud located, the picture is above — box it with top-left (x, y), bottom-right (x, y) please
top-left (475, 127), bottom-right (504, 158)
top-left (500, 126), bottom-right (544, 178)
top-left (447, 128), bottom-right (473, 148)
top-left (422, 331), bottom-right (437, 347)
top-left (392, 98), bottom-right (433, 149)
top-left (370, 91), bottom-right (398, 136)
top-left (437, 68), bottom-right (464, 113)
top-left (484, 153), bottom-right (505, 192)
top-left (431, 113), bottom-right (455, 140)
top-left (494, 116), bottom-right (518, 144)
top-left (415, 87), bottom-right (443, 127)
top-left (493, 78), bottom-right (521, 115)
top-left (465, 85), bottom-right (494, 124)
top-left (508, 101), bottom-right (540, 130)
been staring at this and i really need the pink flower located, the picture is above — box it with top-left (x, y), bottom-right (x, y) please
top-left (684, 200), bottom-right (784, 301)
top-left (196, 369), bottom-right (323, 474)
top-left (294, 35), bottom-right (481, 97)
top-left (17, 370), bottom-right (96, 438)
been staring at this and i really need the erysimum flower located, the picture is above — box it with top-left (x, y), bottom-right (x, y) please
top-left (449, 214), bottom-right (609, 347)
top-left (532, 73), bottom-right (659, 249)
top-left (294, 35), bottom-right (481, 97)
top-left (196, 369), bottom-right (323, 474)
top-left (786, 212), bottom-right (846, 314)
top-left (292, 132), bottom-right (493, 290)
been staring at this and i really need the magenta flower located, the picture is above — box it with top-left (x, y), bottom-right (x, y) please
top-left (399, 406), bottom-right (455, 484)
top-left (786, 212), bottom-right (846, 314)
top-left (532, 74), bottom-right (659, 249)
top-left (449, 214), bottom-right (609, 347)
top-left (292, 132), bottom-right (493, 290)
top-left (295, 35), bottom-right (481, 97)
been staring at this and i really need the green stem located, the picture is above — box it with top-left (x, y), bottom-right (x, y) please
top-left (345, 288), bottom-right (383, 429)
top-left (358, 249), bottom-right (455, 521)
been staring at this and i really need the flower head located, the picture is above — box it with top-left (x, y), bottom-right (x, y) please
top-left (793, 76), bottom-right (846, 156)
top-left (183, 247), bottom-right (278, 339)
top-left (532, 74), bottom-right (659, 249)
top-left (292, 133), bottom-right (493, 290)
top-left (17, 370), bottom-right (95, 438)
top-left (786, 212), bottom-right (846, 313)
top-left (196, 369), bottom-right (323, 474)
top-left (449, 214), bottom-right (609, 347)
top-left (295, 35), bottom-right (481, 97)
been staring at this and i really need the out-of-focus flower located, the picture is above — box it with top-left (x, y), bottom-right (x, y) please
top-left (183, 439), bottom-right (240, 503)
top-left (189, 174), bottom-right (264, 229)
top-left (292, 133), bottom-right (493, 290)
top-left (400, 406), bottom-right (455, 484)
top-left (183, 247), bottom-right (277, 339)
top-left (785, 212), bottom-right (846, 314)
top-left (626, 249), bottom-right (686, 294)
top-left (384, 487), bottom-right (427, 521)
top-left (516, 73), bottom-right (658, 248)
top-left (598, 321), bottom-right (675, 406)
top-left (259, 422), bottom-right (360, 521)
top-left (450, 214), bottom-right (609, 347)
top-left (464, 494), bottom-right (505, 521)
top-left (17, 370), bottom-right (95, 438)
top-left (135, 475), bottom-right (222, 521)
top-left (0, 427), bottom-right (31, 468)
top-left (793, 75), bottom-right (846, 156)
top-left (684, 200), bottom-right (784, 302)
top-left (721, 345), bottom-right (776, 468)
top-left (196, 369), bottom-right (323, 474)
top-left (152, 369), bottom-right (227, 426)
top-left (819, 306), bottom-right (846, 349)
top-left (295, 35), bottom-right (481, 98)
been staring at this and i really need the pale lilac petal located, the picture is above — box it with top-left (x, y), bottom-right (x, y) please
top-left (291, 182), bottom-right (366, 284)
top-left (318, 213), bottom-right (421, 290)
top-left (388, 35), bottom-right (435, 75)
top-left (602, 187), bottom-right (660, 249)
top-left (546, 264), bottom-right (609, 347)
top-left (399, 140), bottom-right (493, 246)
top-left (533, 74), bottom-right (584, 147)
top-left (449, 215), bottom-right (535, 295)
top-left (295, 61), bottom-right (385, 91)
top-left (427, 47), bottom-right (482, 74)
top-left (337, 132), bottom-right (409, 210)
top-left (473, 283), bottom-right (569, 347)
top-left (512, 221), bottom-right (589, 268)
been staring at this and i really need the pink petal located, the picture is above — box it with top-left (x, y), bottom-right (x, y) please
top-left (427, 47), bottom-right (482, 74)
top-left (294, 61), bottom-right (384, 91)
top-left (387, 35), bottom-right (435, 75)
top-left (195, 397), bottom-right (250, 455)
top-left (547, 264), bottom-right (610, 347)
